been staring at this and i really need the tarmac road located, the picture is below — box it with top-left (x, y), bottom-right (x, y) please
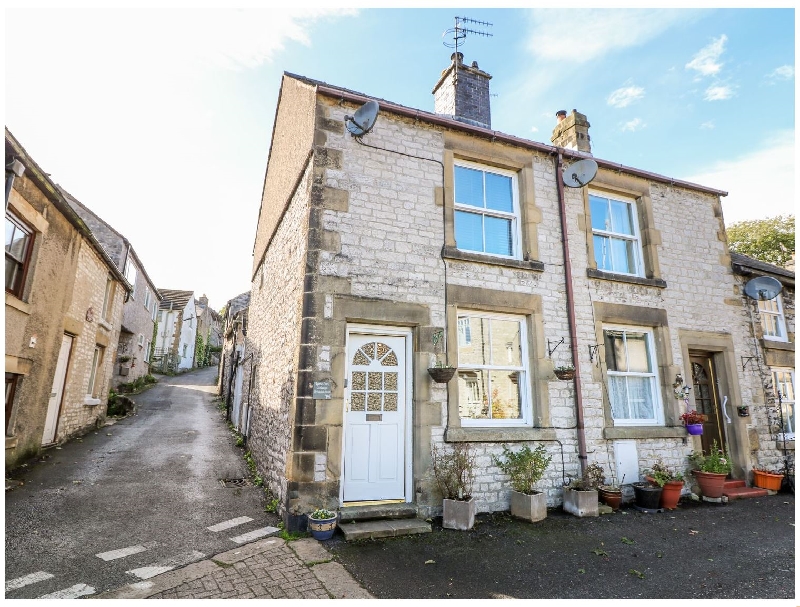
top-left (326, 493), bottom-right (795, 600)
top-left (5, 367), bottom-right (278, 599)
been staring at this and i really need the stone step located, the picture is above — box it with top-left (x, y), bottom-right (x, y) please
top-left (723, 486), bottom-right (769, 500)
top-left (724, 480), bottom-right (746, 489)
top-left (339, 518), bottom-right (432, 541)
top-left (339, 503), bottom-right (418, 523)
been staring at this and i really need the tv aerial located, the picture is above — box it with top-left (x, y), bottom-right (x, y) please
top-left (743, 275), bottom-right (783, 301)
top-left (562, 158), bottom-right (598, 188)
top-left (443, 16), bottom-right (493, 50)
top-left (345, 100), bottom-right (380, 138)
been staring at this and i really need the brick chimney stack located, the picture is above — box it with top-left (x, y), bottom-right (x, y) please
top-left (551, 109), bottom-right (592, 154)
top-left (432, 52), bottom-right (492, 129)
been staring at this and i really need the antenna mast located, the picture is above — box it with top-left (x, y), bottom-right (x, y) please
top-left (443, 16), bottom-right (493, 83)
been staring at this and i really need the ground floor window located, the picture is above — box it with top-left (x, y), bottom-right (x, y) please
top-left (604, 326), bottom-right (663, 425)
top-left (772, 368), bottom-right (795, 440)
top-left (456, 312), bottom-right (530, 426)
top-left (88, 346), bottom-right (105, 398)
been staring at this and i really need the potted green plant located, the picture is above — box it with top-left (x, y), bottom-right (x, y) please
top-left (493, 444), bottom-right (552, 523)
top-left (307, 508), bottom-right (338, 541)
top-left (598, 474), bottom-right (625, 511)
top-left (645, 459), bottom-right (685, 509)
top-left (553, 365), bottom-right (575, 381)
top-left (680, 410), bottom-right (706, 435)
top-left (689, 440), bottom-right (732, 498)
top-left (563, 462), bottom-right (604, 517)
top-left (431, 442), bottom-right (476, 530)
top-left (427, 329), bottom-right (456, 383)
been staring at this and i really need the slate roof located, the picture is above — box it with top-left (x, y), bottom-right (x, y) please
top-left (731, 252), bottom-right (795, 284)
top-left (158, 289), bottom-right (194, 311)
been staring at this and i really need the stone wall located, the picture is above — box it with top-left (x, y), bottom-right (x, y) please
top-left (114, 257), bottom-right (157, 386)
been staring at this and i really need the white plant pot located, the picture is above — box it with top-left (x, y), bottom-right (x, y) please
top-left (510, 490), bottom-right (547, 522)
top-left (442, 497), bottom-right (476, 530)
top-left (562, 487), bottom-right (599, 517)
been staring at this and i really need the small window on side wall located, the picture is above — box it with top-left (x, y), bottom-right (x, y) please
top-left (604, 326), bottom-right (663, 426)
top-left (759, 295), bottom-right (788, 342)
top-left (456, 312), bottom-right (530, 426)
top-left (590, 192), bottom-right (644, 277)
top-left (772, 369), bottom-right (795, 440)
top-left (454, 162), bottom-right (520, 258)
top-left (5, 211), bottom-right (34, 298)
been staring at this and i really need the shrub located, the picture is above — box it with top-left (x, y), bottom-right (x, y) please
top-left (493, 444), bottom-right (552, 495)
top-left (431, 442), bottom-right (475, 501)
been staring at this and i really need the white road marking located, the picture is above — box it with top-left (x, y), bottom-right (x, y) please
top-left (207, 516), bottom-right (253, 532)
top-left (37, 583), bottom-right (95, 599)
top-left (96, 544), bottom-right (148, 561)
top-left (6, 571), bottom-right (54, 591)
top-left (230, 527), bottom-right (280, 544)
top-left (126, 550), bottom-right (205, 580)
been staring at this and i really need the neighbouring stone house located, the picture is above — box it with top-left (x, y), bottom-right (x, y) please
top-left (730, 252), bottom-right (795, 480)
top-left (217, 291), bottom-right (251, 434)
top-left (243, 55), bottom-right (776, 528)
top-left (195, 294), bottom-right (222, 367)
top-left (6, 128), bottom-right (129, 468)
top-left (61, 190), bottom-right (162, 387)
top-left (154, 289), bottom-right (197, 372)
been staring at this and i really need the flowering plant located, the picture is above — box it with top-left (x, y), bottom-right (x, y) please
top-left (689, 440), bottom-right (732, 474)
top-left (644, 459), bottom-right (685, 487)
top-left (680, 410), bottom-right (704, 425)
top-left (309, 508), bottom-right (336, 520)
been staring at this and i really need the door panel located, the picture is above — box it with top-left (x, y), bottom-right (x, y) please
top-left (343, 332), bottom-right (407, 502)
top-left (690, 354), bottom-right (725, 453)
top-left (43, 334), bottom-right (72, 445)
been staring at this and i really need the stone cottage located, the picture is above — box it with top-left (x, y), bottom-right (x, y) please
top-left (154, 289), bottom-right (197, 372)
top-left (61, 189), bottom-right (162, 386)
top-left (195, 294), bottom-right (222, 367)
top-left (243, 54), bottom-right (774, 528)
top-left (730, 252), bottom-right (795, 481)
top-left (6, 128), bottom-right (129, 468)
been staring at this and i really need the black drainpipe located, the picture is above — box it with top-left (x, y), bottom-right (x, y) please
top-left (554, 151), bottom-right (588, 476)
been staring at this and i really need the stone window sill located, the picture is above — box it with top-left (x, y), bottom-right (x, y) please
top-left (6, 436), bottom-right (18, 450)
top-left (443, 246), bottom-right (545, 272)
top-left (761, 339), bottom-right (794, 352)
top-left (587, 268), bottom-right (667, 289)
top-left (5, 293), bottom-right (31, 315)
top-left (603, 426), bottom-right (686, 440)
top-left (99, 319), bottom-right (113, 331)
top-left (445, 427), bottom-right (557, 443)
top-left (83, 397), bottom-right (101, 406)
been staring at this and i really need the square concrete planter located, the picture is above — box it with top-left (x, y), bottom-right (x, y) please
top-left (442, 497), bottom-right (476, 530)
top-left (510, 490), bottom-right (547, 523)
top-left (562, 487), bottom-right (599, 517)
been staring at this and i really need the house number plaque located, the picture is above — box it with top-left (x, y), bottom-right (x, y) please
top-left (313, 381), bottom-right (331, 400)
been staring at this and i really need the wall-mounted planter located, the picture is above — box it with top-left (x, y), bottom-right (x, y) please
top-left (685, 423), bottom-right (703, 435)
top-left (562, 487), bottom-right (598, 517)
top-left (118, 366), bottom-right (130, 376)
top-left (553, 369), bottom-right (575, 381)
top-left (428, 367), bottom-right (457, 383)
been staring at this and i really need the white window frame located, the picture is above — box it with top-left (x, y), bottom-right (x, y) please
top-left (145, 340), bottom-right (152, 363)
top-left (101, 276), bottom-right (113, 320)
top-left (453, 160), bottom-right (521, 260)
top-left (772, 368), bottom-right (795, 440)
top-left (589, 190), bottom-right (645, 277)
top-left (144, 289), bottom-right (151, 312)
top-left (759, 295), bottom-right (788, 342)
top-left (137, 334), bottom-right (145, 347)
top-left (456, 311), bottom-right (531, 428)
top-left (87, 346), bottom-right (105, 398)
top-left (457, 317), bottom-right (472, 346)
top-left (603, 325), bottom-right (664, 426)
top-left (124, 258), bottom-right (137, 299)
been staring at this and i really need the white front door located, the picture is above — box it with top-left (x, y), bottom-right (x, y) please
top-left (43, 334), bottom-right (72, 445)
top-left (343, 330), bottom-right (409, 502)
top-left (232, 364), bottom-right (244, 430)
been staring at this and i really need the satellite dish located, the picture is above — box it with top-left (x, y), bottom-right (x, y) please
top-left (562, 158), bottom-right (598, 188)
top-left (345, 100), bottom-right (379, 137)
top-left (743, 276), bottom-right (783, 301)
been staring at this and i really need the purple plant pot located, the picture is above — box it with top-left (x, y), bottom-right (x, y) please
top-left (686, 423), bottom-right (703, 436)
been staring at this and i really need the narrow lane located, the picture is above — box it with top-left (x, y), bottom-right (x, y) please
top-left (5, 368), bottom-right (278, 599)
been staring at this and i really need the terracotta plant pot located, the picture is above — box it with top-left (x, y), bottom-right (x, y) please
top-left (598, 487), bottom-right (622, 511)
top-left (686, 423), bottom-right (703, 435)
top-left (693, 470), bottom-right (727, 498)
top-left (428, 367), bottom-right (457, 383)
top-left (632, 482), bottom-right (662, 509)
top-left (659, 480), bottom-right (685, 509)
top-left (753, 470), bottom-right (784, 491)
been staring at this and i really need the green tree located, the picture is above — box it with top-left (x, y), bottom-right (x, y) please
top-left (727, 214), bottom-right (794, 267)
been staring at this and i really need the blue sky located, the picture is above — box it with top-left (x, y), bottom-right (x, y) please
top-left (5, 6), bottom-right (795, 309)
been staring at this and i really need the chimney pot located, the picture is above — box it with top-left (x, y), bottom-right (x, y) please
top-left (471, 61), bottom-right (479, 68)
top-left (556, 110), bottom-right (567, 123)
top-left (451, 52), bottom-right (464, 63)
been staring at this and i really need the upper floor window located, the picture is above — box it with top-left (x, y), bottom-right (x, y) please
top-left (5, 211), bottom-right (34, 297)
top-left (773, 369), bottom-right (795, 440)
top-left (456, 312), bottom-right (530, 426)
top-left (604, 326), bottom-right (663, 426)
top-left (144, 288), bottom-right (151, 311)
top-left (124, 258), bottom-right (137, 299)
top-left (759, 295), bottom-right (788, 342)
top-left (590, 192), bottom-right (644, 276)
top-left (454, 162), bottom-right (519, 258)
top-left (101, 276), bottom-right (114, 320)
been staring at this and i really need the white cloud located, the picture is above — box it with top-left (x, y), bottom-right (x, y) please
top-left (704, 85), bottom-right (734, 101)
top-left (525, 9), bottom-right (697, 63)
top-left (607, 84), bottom-right (645, 108)
top-left (621, 118), bottom-right (645, 132)
top-left (700, 121), bottom-right (715, 130)
top-left (766, 65), bottom-right (795, 82)
top-left (686, 34), bottom-right (727, 77)
top-left (685, 131), bottom-right (795, 224)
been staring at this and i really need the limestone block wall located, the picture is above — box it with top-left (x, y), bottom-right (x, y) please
top-left (114, 268), bottom-right (157, 386)
top-left (246, 159), bottom-right (313, 513)
top-left (58, 239), bottom-right (124, 440)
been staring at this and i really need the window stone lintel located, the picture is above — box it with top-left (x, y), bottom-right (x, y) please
top-left (445, 427), bottom-right (557, 443)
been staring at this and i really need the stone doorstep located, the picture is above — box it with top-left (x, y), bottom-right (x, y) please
top-left (338, 502), bottom-right (418, 523)
top-left (340, 518), bottom-right (432, 541)
top-left (723, 486), bottom-right (769, 500)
